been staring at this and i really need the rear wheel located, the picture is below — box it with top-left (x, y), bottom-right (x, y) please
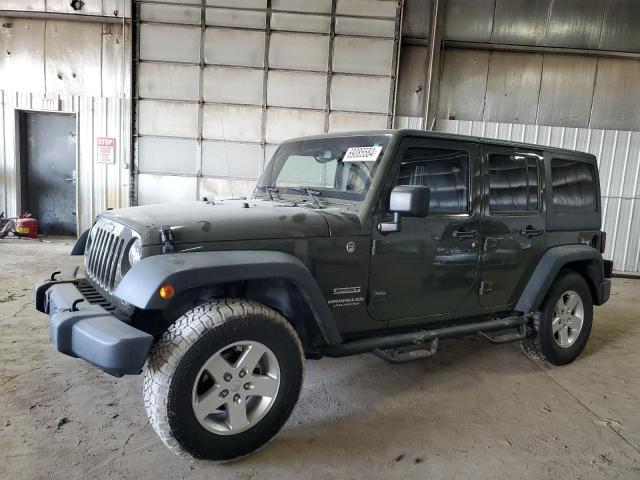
top-left (143, 299), bottom-right (304, 461)
top-left (527, 271), bottom-right (593, 366)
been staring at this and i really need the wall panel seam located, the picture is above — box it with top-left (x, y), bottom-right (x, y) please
top-left (323, 0), bottom-right (337, 133)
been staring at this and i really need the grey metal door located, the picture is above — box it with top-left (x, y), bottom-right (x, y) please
top-left (19, 112), bottom-right (77, 235)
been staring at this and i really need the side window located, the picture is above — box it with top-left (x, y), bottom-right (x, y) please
top-left (488, 154), bottom-right (539, 213)
top-left (395, 147), bottom-right (470, 213)
top-left (551, 158), bottom-right (597, 212)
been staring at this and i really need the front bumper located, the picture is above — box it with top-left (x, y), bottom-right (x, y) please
top-left (35, 271), bottom-right (153, 376)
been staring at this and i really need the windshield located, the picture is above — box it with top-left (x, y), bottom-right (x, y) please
top-left (256, 135), bottom-right (391, 203)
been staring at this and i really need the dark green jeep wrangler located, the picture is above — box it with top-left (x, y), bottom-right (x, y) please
top-left (36, 130), bottom-right (612, 461)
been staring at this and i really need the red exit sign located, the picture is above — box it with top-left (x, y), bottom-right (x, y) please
top-left (97, 137), bottom-right (115, 164)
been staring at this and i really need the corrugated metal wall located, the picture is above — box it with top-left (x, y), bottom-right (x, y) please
top-left (393, 0), bottom-right (432, 120)
top-left (444, 0), bottom-right (640, 51)
top-left (436, 119), bottom-right (640, 273)
top-left (438, 49), bottom-right (640, 130)
top-left (438, 0), bottom-right (640, 130)
top-left (0, 91), bottom-right (131, 232)
top-left (133, 0), bottom-right (402, 204)
top-left (0, 14), bottom-right (130, 233)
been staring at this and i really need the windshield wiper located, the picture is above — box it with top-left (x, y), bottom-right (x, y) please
top-left (287, 187), bottom-right (323, 207)
top-left (254, 185), bottom-right (280, 201)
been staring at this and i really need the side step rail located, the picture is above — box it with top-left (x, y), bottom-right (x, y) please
top-left (374, 339), bottom-right (439, 364)
top-left (477, 313), bottom-right (538, 344)
top-left (478, 324), bottom-right (529, 344)
top-left (322, 315), bottom-right (528, 358)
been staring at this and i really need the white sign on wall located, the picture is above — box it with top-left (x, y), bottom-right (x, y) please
top-left (97, 137), bottom-right (116, 164)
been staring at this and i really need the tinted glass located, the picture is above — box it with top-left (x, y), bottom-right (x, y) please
top-left (551, 158), bottom-right (597, 212)
top-left (396, 147), bottom-right (469, 213)
top-left (489, 154), bottom-right (539, 212)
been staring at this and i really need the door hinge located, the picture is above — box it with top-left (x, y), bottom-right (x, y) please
top-left (479, 281), bottom-right (493, 296)
top-left (371, 238), bottom-right (377, 256)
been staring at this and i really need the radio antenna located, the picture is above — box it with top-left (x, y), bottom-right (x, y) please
top-left (219, 118), bottom-right (234, 199)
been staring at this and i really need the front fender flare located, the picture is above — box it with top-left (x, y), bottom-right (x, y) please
top-left (515, 245), bottom-right (606, 313)
top-left (114, 250), bottom-right (342, 345)
top-left (71, 229), bottom-right (90, 256)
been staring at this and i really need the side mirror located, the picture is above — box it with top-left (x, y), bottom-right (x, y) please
top-left (379, 185), bottom-right (430, 233)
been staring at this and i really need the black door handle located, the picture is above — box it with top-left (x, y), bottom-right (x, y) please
top-left (453, 230), bottom-right (478, 240)
top-left (520, 227), bottom-right (543, 238)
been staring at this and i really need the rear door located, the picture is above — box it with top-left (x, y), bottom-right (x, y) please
top-left (479, 146), bottom-right (545, 308)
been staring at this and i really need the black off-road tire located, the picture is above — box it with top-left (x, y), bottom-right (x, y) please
top-left (143, 299), bottom-right (304, 461)
top-left (524, 270), bottom-right (593, 366)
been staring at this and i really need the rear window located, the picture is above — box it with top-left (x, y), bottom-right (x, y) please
top-left (488, 154), bottom-right (539, 213)
top-left (551, 158), bottom-right (597, 212)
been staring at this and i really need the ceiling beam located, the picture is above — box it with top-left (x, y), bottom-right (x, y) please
top-left (0, 10), bottom-right (129, 24)
top-left (444, 40), bottom-right (640, 60)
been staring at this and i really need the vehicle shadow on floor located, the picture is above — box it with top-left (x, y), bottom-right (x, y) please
top-left (215, 338), bottom-right (543, 468)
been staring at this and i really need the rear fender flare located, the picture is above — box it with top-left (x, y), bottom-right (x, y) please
top-left (516, 245), bottom-right (606, 313)
top-left (114, 250), bottom-right (342, 345)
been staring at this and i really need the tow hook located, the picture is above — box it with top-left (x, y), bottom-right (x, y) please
top-left (71, 299), bottom-right (85, 312)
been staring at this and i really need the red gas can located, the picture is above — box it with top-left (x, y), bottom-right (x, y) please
top-left (16, 217), bottom-right (38, 239)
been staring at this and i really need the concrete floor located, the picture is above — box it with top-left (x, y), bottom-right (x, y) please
top-left (1, 238), bottom-right (639, 480)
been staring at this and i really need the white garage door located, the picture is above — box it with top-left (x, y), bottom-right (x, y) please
top-left (133, 0), bottom-right (400, 204)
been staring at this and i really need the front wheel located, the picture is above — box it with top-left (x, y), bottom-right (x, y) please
top-left (143, 299), bottom-right (304, 461)
top-left (527, 271), bottom-right (593, 366)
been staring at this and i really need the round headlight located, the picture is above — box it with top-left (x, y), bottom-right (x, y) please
top-left (128, 238), bottom-right (142, 266)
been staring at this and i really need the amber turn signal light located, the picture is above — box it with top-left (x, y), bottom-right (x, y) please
top-left (159, 284), bottom-right (174, 300)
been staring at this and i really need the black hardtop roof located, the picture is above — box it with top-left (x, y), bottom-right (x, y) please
top-left (283, 129), bottom-right (596, 163)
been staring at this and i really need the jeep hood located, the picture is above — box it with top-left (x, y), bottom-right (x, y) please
top-left (102, 200), bottom-right (360, 244)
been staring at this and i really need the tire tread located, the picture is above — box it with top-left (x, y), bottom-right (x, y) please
top-left (143, 298), bottom-right (303, 459)
top-left (522, 270), bottom-right (592, 366)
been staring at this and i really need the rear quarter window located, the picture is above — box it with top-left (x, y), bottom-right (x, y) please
top-left (551, 158), bottom-right (597, 212)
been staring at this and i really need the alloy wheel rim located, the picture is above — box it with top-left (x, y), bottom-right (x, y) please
top-left (191, 341), bottom-right (281, 435)
top-left (552, 290), bottom-right (584, 348)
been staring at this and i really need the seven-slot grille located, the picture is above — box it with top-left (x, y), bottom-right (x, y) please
top-left (86, 219), bottom-right (127, 293)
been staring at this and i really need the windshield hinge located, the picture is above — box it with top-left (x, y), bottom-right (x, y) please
top-left (160, 225), bottom-right (174, 254)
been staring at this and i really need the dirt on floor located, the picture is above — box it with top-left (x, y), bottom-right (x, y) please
top-left (1, 238), bottom-right (639, 480)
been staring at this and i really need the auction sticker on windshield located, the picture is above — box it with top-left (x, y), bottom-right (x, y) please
top-left (343, 145), bottom-right (383, 162)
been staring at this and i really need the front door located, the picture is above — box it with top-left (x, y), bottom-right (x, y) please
top-left (19, 112), bottom-right (77, 235)
top-left (478, 146), bottom-right (545, 308)
top-left (368, 138), bottom-right (482, 322)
